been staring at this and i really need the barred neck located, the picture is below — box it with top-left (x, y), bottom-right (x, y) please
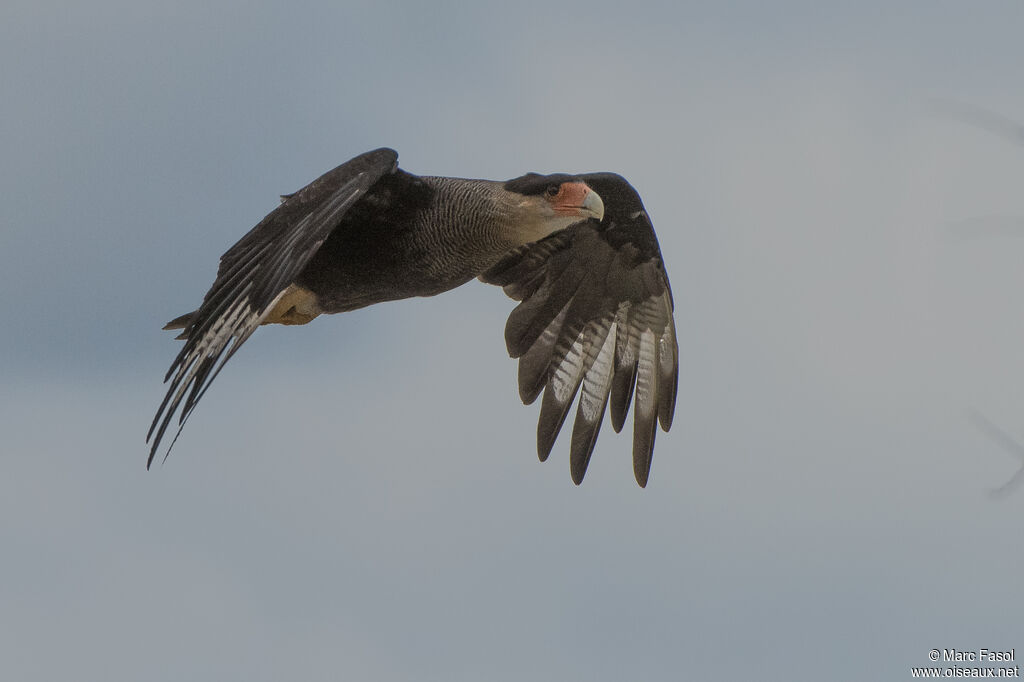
top-left (420, 177), bottom-right (520, 251)
top-left (421, 176), bottom-right (563, 249)
top-left (405, 177), bottom-right (520, 283)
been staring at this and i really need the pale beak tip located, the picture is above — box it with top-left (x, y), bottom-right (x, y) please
top-left (583, 188), bottom-right (605, 222)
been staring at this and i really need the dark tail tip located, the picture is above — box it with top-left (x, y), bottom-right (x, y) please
top-left (163, 311), bottom-right (196, 339)
top-left (163, 311), bottom-right (195, 331)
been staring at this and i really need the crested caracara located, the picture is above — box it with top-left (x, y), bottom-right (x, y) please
top-left (149, 148), bottom-right (677, 486)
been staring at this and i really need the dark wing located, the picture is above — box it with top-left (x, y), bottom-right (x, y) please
top-left (147, 148), bottom-right (399, 467)
top-left (481, 173), bottom-right (678, 487)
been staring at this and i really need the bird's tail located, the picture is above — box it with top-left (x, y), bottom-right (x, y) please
top-left (161, 284), bottom-right (321, 340)
top-left (162, 311), bottom-right (196, 340)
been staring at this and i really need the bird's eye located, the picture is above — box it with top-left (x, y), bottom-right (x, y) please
top-left (544, 185), bottom-right (560, 198)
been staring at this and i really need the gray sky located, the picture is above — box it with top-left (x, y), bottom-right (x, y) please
top-left (3, 1), bottom-right (1024, 680)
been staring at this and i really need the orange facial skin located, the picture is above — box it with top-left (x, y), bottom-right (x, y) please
top-left (549, 181), bottom-right (597, 217)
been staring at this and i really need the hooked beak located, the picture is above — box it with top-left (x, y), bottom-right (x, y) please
top-left (580, 186), bottom-right (605, 222)
top-left (553, 181), bottom-right (605, 222)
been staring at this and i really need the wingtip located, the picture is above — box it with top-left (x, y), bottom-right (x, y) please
top-left (569, 448), bottom-right (593, 485)
top-left (537, 433), bottom-right (554, 462)
top-left (536, 383), bottom-right (576, 464)
top-left (632, 448), bottom-right (653, 488)
top-left (568, 399), bottom-right (609, 488)
top-left (569, 441), bottom-right (592, 485)
top-left (609, 364), bottom-right (637, 433)
top-left (632, 417), bottom-right (657, 489)
top-left (610, 406), bottom-right (627, 434)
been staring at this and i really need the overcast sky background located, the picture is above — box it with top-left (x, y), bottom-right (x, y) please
top-left (3, 2), bottom-right (1024, 680)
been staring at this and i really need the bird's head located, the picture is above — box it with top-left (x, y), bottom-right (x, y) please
top-left (502, 172), bottom-right (605, 244)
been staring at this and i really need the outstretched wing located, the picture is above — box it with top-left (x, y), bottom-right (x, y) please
top-left (147, 148), bottom-right (399, 466)
top-left (481, 173), bottom-right (678, 487)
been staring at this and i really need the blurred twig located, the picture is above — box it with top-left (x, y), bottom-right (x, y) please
top-left (931, 99), bottom-right (1024, 146)
top-left (966, 409), bottom-right (1024, 499)
top-left (931, 101), bottom-right (1024, 238)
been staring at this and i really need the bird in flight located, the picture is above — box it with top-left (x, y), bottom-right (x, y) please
top-left (149, 148), bottom-right (678, 486)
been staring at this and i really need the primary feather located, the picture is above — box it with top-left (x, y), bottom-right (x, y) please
top-left (151, 152), bottom-right (678, 486)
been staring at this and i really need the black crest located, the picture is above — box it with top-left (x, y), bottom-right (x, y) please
top-left (503, 172), bottom-right (580, 195)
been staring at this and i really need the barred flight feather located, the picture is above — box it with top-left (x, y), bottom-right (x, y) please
top-left (479, 173), bottom-right (679, 486)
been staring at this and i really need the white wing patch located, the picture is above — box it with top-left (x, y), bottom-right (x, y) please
top-left (551, 330), bottom-right (586, 405)
top-left (578, 320), bottom-right (616, 423)
top-left (635, 328), bottom-right (659, 418)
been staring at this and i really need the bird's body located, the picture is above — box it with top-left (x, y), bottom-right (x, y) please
top-left (291, 173), bottom-right (587, 313)
top-left (295, 174), bottom-right (503, 310)
top-left (151, 148), bottom-right (677, 486)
